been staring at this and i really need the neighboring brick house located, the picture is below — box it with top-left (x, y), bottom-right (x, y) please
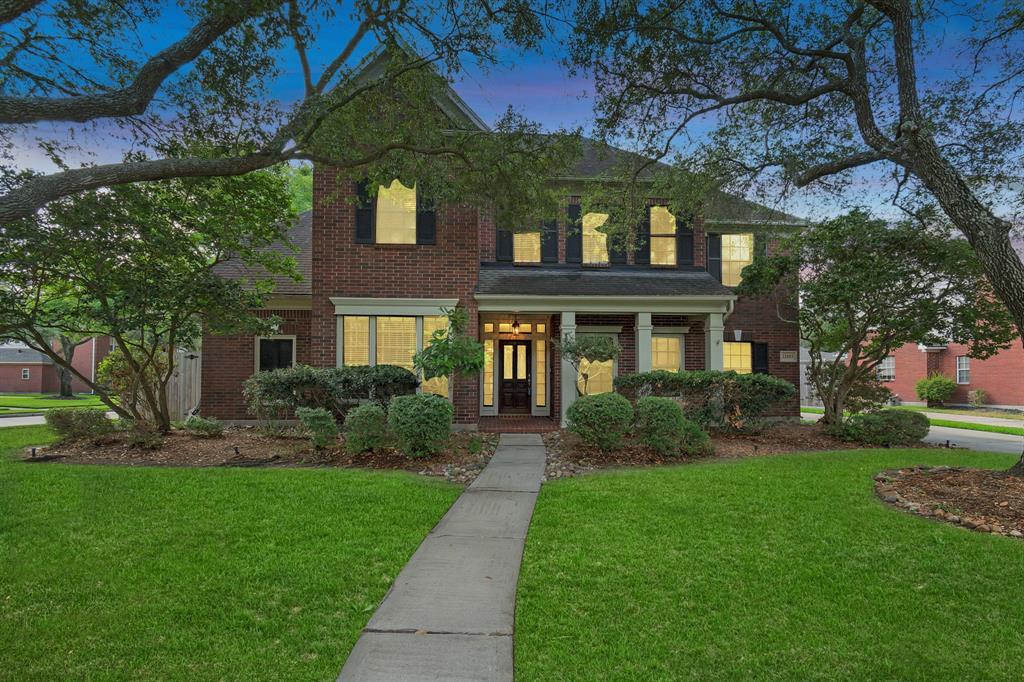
top-left (0, 338), bottom-right (111, 394)
top-left (201, 56), bottom-right (803, 428)
top-left (876, 342), bottom-right (1024, 409)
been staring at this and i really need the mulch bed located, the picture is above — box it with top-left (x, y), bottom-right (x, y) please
top-left (23, 428), bottom-right (499, 484)
top-left (543, 422), bottom-right (863, 480)
top-left (876, 466), bottom-right (1024, 539)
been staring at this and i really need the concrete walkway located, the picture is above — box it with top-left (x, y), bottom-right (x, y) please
top-left (338, 433), bottom-right (546, 682)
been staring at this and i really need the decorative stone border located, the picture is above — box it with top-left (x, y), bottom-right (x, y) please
top-left (874, 466), bottom-right (1024, 539)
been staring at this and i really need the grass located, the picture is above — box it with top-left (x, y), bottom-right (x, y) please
top-left (0, 425), bottom-right (460, 681)
top-left (0, 393), bottom-right (106, 410)
top-left (516, 449), bottom-right (1024, 681)
top-left (801, 406), bottom-right (1024, 437)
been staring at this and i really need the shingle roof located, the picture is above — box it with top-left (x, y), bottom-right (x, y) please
top-left (476, 263), bottom-right (734, 297)
top-left (0, 345), bottom-right (52, 364)
top-left (213, 210), bottom-right (312, 296)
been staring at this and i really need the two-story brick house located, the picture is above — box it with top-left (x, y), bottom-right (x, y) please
top-left (201, 73), bottom-right (802, 429)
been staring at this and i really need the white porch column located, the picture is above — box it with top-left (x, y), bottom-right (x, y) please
top-left (636, 312), bottom-right (653, 373)
top-left (705, 313), bottom-right (725, 370)
top-left (560, 311), bottom-right (576, 426)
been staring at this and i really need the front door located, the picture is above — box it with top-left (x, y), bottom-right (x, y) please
top-left (499, 340), bottom-right (531, 413)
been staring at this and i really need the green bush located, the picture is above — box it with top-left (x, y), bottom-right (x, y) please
top-left (296, 407), bottom-right (339, 450)
top-left (634, 396), bottom-right (711, 456)
top-left (915, 374), bottom-right (957, 407)
top-left (566, 392), bottom-right (634, 451)
top-left (45, 407), bottom-right (114, 441)
top-left (387, 393), bottom-right (453, 458)
top-left (243, 364), bottom-right (418, 420)
top-left (184, 415), bottom-right (224, 438)
top-left (614, 370), bottom-right (796, 430)
top-left (829, 409), bottom-right (929, 446)
top-left (343, 403), bottom-right (388, 454)
top-left (126, 423), bottom-right (164, 449)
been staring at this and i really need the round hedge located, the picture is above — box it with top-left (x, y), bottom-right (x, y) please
top-left (566, 392), bottom-right (633, 451)
top-left (635, 396), bottom-right (712, 456)
top-left (343, 403), bottom-right (388, 454)
top-left (387, 393), bottom-right (453, 458)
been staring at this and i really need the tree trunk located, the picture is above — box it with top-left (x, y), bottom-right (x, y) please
top-left (57, 366), bottom-right (73, 397)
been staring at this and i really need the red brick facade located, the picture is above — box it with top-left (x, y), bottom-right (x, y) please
top-left (199, 169), bottom-right (800, 423)
top-left (0, 336), bottom-right (111, 394)
top-left (883, 341), bottom-right (1024, 408)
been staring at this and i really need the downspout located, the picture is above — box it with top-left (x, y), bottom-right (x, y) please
top-left (90, 337), bottom-right (96, 392)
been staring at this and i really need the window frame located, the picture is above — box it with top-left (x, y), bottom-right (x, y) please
top-left (877, 355), bottom-right (896, 382)
top-left (721, 232), bottom-right (755, 286)
top-left (374, 179), bottom-right (418, 245)
top-left (582, 212), bottom-right (610, 266)
top-left (649, 206), bottom-right (678, 267)
top-left (575, 332), bottom-right (618, 395)
top-left (254, 335), bottom-right (297, 374)
top-left (651, 333), bottom-right (684, 371)
top-left (723, 341), bottom-right (753, 374)
top-left (20, 367), bottom-right (29, 380)
top-left (956, 355), bottom-right (970, 385)
top-left (337, 314), bottom-right (453, 399)
top-left (513, 230), bottom-right (542, 264)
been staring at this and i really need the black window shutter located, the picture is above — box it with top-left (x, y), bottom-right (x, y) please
top-left (355, 179), bottom-right (374, 243)
top-left (752, 342), bottom-right (770, 375)
top-left (259, 339), bottom-right (274, 372)
top-left (541, 219), bottom-right (558, 262)
top-left (566, 203), bottom-right (582, 263)
top-left (677, 215), bottom-right (694, 267)
top-left (496, 227), bottom-right (513, 262)
top-left (706, 233), bottom-right (722, 281)
top-left (634, 212), bottom-right (651, 265)
top-left (278, 339), bottom-right (294, 369)
top-left (416, 196), bottom-right (436, 245)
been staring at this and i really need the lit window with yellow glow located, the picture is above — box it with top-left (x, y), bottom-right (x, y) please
top-left (513, 232), bottom-right (541, 263)
top-left (578, 358), bottom-right (614, 394)
top-left (650, 206), bottom-right (677, 266)
top-left (651, 336), bottom-right (682, 371)
top-left (376, 180), bottom-right (416, 244)
top-left (722, 233), bottom-right (754, 286)
top-left (723, 342), bottom-right (752, 374)
top-left (421, 315), bottom-right (449, 397)
top-left (535, 339), bottom-right (546, 407)
top-left (482, 340), bottom-right (494, 406)
top-left (343, 316), bottom-right (370, 365)
top-left (376, 317), bottom-right (417, 371)
top-left (582, 212), bottom-right (609, 264)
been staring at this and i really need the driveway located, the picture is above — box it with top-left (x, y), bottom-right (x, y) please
top-left (802, 411), bottom-right (1024, 455)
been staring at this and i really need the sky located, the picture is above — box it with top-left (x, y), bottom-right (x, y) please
top-left (7, 1), bottom-right (1009, 223)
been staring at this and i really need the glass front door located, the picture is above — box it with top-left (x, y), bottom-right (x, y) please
top-left (499, 340), bottom-right (531, 414)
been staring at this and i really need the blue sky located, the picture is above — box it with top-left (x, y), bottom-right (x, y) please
top-left (9, 2), bottom-right (1004, 222)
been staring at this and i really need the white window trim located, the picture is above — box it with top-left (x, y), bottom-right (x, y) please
top-left (21, 368), bottom-right (30, 380)
top-left (253, 335), bottom-right (297, 374)
top-left (956, 356), bottom-right (970, 385)
top-left (652, 333), bottom-right (685, 371)
top-left (877, 355), bottom-right (896, 382)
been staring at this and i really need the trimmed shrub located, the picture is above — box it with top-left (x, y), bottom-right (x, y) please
top-left (45, 407), bottom-right (114, 441)
top-left (829, 409), bottom-right (929, 446)
top-left (968, 389), bottom-right (987, 407)
top-left (243, 364), bottom-right (418, 421)
top-left (184, 415), bottom-right (224, 438)
top-left (296, 407), bottom-right (339, 450)
top-left (614, 370), bottom-right (796, 430)
top-left (344, 403), bottom-right (388, 454)
top-left (635, 396), bottom-right (711, 456)
top-left (387, 393), bottom-right (453, 458)
top-left (126, 423), bottom-right (164, 449)
top-left (566, 392), bottom-right (633, 451)
top-left (915, 374), bottom-right (957, 407)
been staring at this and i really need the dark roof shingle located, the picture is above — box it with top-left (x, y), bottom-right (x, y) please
top-left (213, 210), bottom-right (311, 296)
top-left (476, 264), bottom-right (734, 297)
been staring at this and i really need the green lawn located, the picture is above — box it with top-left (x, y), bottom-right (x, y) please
top-left (516, 449), bottom-right (1024, 680)
top-left (801, 406), bottom-right (1024, 436)
top-left (0, 425), bottom-right (460, 681)
top-left (0, 393), bottom-right (106, 410)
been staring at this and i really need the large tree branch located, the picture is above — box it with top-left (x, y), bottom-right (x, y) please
top-left (0, 4), bottom-right (262, 124)
top-left (0, 0), bottom-right (42, 25)
top-left (794, 150), bottom-right (888, 186)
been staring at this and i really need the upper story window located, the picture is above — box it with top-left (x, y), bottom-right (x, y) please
top-left (877, 355), bottom-right (895, 382)
top-left (722, 233), bottom-right (754, 286)
top-left (376, 180), bottom-right (417, 244)
top-left (583, 212), bottom-right (609, 265)
top-left (514, 232), bottom-right (541, 263)
top-left (650, 207), bottom-right (677, 266)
